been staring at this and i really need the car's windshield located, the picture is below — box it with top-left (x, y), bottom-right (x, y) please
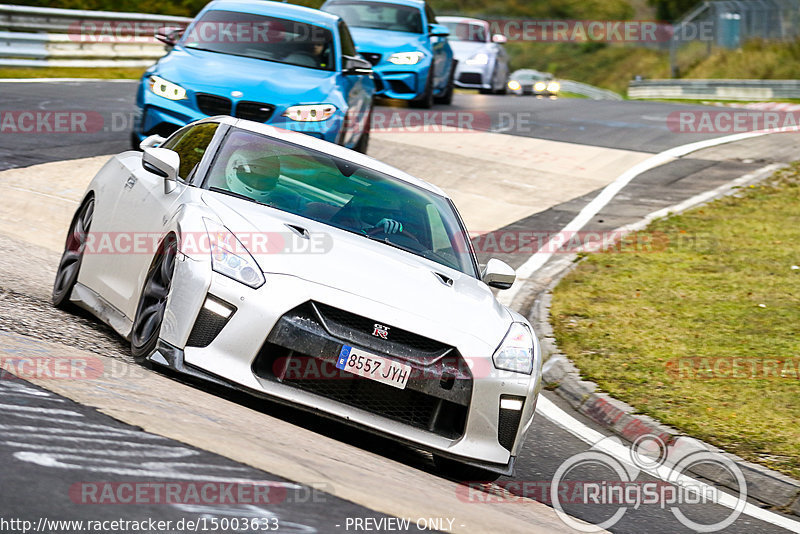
top-left (204, 128), bottom-right (477, 277)
top-left (514, 71), bottom-right (549, 81)
top-left (443, 22), bottom-right (487, 42)
top-left (324, 1), bottom-right (424, 34)
top-left (181, 10), bottom-right (336, 71)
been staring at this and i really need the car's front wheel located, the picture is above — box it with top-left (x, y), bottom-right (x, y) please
top-left (434, 63), bottom-right (456, 105)
top-left (433, 455), bottom-right (502, 482)
top-left (411, 72), bottom-right (434, 109)
top-left (52, 196), bottom-right (94, 310)
top-left (131, 235), bottom-right (178, 362)
top-left (354, 106), bottom-right (372, 154)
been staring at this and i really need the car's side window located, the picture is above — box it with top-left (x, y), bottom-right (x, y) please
top-left (160, 123), bottom-right (220, 180)
top-left (338, 21), bottom-right (357, 57)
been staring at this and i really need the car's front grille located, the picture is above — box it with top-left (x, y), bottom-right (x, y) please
top-left (360, 52), bottom-right (382, 66)
top-left (313, 302), bottom-right (451, 362)
top-left (252, 302), bottom-right (472, 439)
top-left (196, 93), bottom-right (232, 116)
top-left (458, 73), bottom-right (483, 85)
top-left (281, 358), bottom-right (466, 437)
top-left (235, 101), bottom-right (275, 123)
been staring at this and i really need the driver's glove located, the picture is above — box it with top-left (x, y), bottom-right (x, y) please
top-left (374, 218), bottom-right (403, 234)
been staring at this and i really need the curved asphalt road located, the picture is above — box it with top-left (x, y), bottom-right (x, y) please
top-left (1, 81), bottom-right (799, 533)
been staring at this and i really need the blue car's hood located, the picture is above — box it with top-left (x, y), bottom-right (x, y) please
top-left (156, 47), bottom-right (341, 105)
top-left (349, 27), bottom-right (427, 54)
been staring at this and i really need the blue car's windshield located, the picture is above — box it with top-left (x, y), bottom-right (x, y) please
top-left (443, 22), bottom-right (487, 42)
top-left (181, 10), bottom-right (336, 71)
top-left (204, 128), bottom-right (478, 277)
top-left (324, 2), bottom-right (423, 34)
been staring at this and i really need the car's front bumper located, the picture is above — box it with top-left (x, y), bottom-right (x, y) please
top-left (134, 88), bottom-right (344, 145)
top-left (370, 62), bottom-right (431, 101)
top-left (157, 256), bottom-right (542, 473)
top-left (454, 62), bottom-right (492, 90)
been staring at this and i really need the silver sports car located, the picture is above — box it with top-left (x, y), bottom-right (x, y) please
top-left (53, 116), bottom-right (542, 479)
top-left (439, 16), bottom-right (509, 94)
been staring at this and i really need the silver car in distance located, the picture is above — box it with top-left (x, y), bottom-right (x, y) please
top-left (438, 16), bottom-right (509, 94)
top-left (52, 116), bottom-right (542, 480)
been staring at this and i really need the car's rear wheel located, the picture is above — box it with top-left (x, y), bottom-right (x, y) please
top-left (52, 196), bottom-right (94, 310)
top-left (131, 235), bottom-right (178, 362)
top-left (433, 455), bottom-right (502, 482)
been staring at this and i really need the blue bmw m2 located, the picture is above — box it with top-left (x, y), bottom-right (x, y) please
top-left (133, 0), bottom-right (375, 152)
top-left (321, 0), bottom-right (455, 108)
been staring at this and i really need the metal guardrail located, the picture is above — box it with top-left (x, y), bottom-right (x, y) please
top-left (559, 80), bottom-right (623, 101)
top-left (628, 79), bottom-right (800, 101)
top-left (0, 4), bottom-right (190, 68)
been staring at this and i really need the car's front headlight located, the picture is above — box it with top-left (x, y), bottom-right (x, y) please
top-left (508, 80), bottom-right (521, 91)
top-left (547, 81), bottom-right (561, 93)
top-left (533, 81), bottom-right (547, 92)
top-left (493, 322), bottom-right (535, 374)
top-left (283, 104), bottom-right (337, 122)
top-left (204, 219), bottom-right (265, 289)
top-left (149, 75), bottom-right (187, 101)
top-left (466, 52), bottom-right (489, 66)
top-left (388, 51), bottom-right (424, 65)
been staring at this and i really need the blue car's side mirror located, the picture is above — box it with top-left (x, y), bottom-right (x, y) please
top-left (343, 55), bottom-right (373, 75)
top-left (428, 23), bottom-right (450, 37)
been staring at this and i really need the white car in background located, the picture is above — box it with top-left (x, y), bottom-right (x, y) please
top-left (508, 69), bottom-right (561, 97)
top-left (439, 16), bottom-right (509, 94)
top-left (53, 116), bottom-right (543, 480)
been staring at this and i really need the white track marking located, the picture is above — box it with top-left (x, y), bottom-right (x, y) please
top-left (499, 128), bottom-right (798, 307)
top-left (536, 396), bottom-right (800, 532)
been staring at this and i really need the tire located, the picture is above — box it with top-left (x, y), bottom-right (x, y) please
top-left (354, 106), bottom-right (372, 154)
top-left (433, 455), bottom-right (502, 483)
top-left (131, 234), bottom-right (178, 362)
top-left (434, 62), bottom-right (456, 105)
top-left (410, 72), bottom-right (434, 109)
top-left (52, 196), bottom-right (95, 310)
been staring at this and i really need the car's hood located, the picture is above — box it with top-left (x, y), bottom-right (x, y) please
top-left (449, 41), bottom-right (489, 61)
top-left (349, 27), bottom-right (427, 54)
top-left (155, 47), bottom-right (340, 104)
top-left (202, 192), bottom-right (511, 343)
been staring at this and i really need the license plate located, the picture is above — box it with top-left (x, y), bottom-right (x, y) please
top-left (335, 345), bottom-right (411, 390)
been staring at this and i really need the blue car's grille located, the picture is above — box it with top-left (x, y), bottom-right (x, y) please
top-left (235, 101), bottom-right (275, 123)
top-left (196, 93), bottom-right (232, 116)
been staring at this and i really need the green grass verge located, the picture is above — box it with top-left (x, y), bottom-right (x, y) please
top-left (551, 163), bottom-right (800, 479)
top-left (0, 67), bottom-right (146, 79)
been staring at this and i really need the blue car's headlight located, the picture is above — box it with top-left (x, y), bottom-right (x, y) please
top-left (148, 75), bottom-right (187, 101)
top-left (388, 52), bottom-right (424, 65)
top-left (493, 323), bottom-right (535, 374)
top-left (466, 53), bottom-right (489, 66)
top-left (203, 219), bottom-right (265, 289)
top-left (283, 104), bottom-right (337, 122)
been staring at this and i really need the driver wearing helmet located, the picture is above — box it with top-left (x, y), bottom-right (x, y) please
top-left (224, 152), bottom-right (302, 212)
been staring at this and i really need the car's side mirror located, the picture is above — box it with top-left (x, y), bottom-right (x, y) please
top-left (428, 23), bottom-right (450, 37)
top-left (139, 134), bottom-right (165, 150)
top-left (343, 55), bottom-right (373, 75)
top-left (492, 33), bottom-right (508, 44)
top-left (142, 147), bottom-right (180, 193)
top-left (155, 26), bottom-right (184, 47)
top-left (481, 258), bottom-right (516, 290)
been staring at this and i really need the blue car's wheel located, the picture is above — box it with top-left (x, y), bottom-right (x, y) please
top-left (411, 72), bottom-right (434, 109)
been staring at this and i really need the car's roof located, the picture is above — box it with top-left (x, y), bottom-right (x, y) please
top-left (204, 0), bottom-right (341, 27)
top-left (202, 116), bottom-right (447, 197)
top-left (437, 16), bottom-right (489, 26)
top-left (325, 0), bottom-right (426, 9)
